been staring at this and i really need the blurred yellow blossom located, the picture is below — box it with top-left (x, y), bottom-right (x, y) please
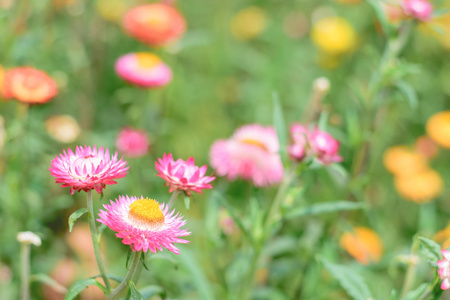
top-left (45, 115), bottom-right (81, 144)
top-left (394, 168), bottom-right (443, 203)
top-left (340, 227), bottom-right (383, 265)
top-left (427, 111), bottom-right (450, 148)
top-left (230, 7), bottom-right (267, 41)
top-left (434, 224), bottom-right (450, 250)
top-left (383, 146), bottom-right (428, 176)
top-left (96, 0), bottom-right (127, 22)
top-left (311, 17), bottom-right (357, 55)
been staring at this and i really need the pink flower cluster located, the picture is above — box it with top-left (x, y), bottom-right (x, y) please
top-left (210, 124), bottom-right (284, 187)
top-left (288, 123), bottom-right (342, 165)
top-left (401, 0), bottom-right (433, 21)
top-left (438, 249), bottom-right (450, 290)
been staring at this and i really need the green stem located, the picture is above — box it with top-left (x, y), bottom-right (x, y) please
top-left (400, 239), bottom-right (419, 298)
top-left (168, 190), bottom-right (180, 209)
top-left (86, 190), bottom-right (112, 294)
top-left (20, 243), bottom-right (30, 300)
top-left (108, 251), bottom-right (142, 300)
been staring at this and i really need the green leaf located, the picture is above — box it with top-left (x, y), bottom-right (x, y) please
top-left (184, 195), bottom-right (191, 210)
top-left (68, 208), bottom-right (88, 233)
top-left (418, 236), bottom-right (442, 264)
top-left (403, 283), bottom-right (428, 300)
top-left (395, 81), bottom-right (418, 109)
top-left (272, 92), bottom-right (287, 159)
top-left (97, 224), bottom-right (107, 242)
top-left (92, 273), bottom-right (124, 283)
top-left (321, 258), bottom-right (374, 300)
top-left (318, 111), bottom-right (329, 132)
top-left (128, 281), bottom-right (145, 300)
top-left (139, 285), bottom-right (166, 299)
top-left (285, 201), bottom-right (366, 219)
top-left (365, 0), bottom-right (393, 36)
top-left (64, 278), bottom-right (106, 300)
top-left (433, 8), bottom-right (450, 18)
top-left (29, 273), bottom-right (67, 294)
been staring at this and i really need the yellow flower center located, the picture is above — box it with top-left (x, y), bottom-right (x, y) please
top-left (135, 53), bottom-right (161, 69)
top-left (128, 198), bottom-right (165, 229)
top-left (240, 138), bottom-right (268, 151)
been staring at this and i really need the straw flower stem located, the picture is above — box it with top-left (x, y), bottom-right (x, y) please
top-left (400, 240), bottom-right (419, 298)
top-left (108, 251), bottom-right (142, 300)
top-left (20, 242), bottom-right (30, 300)
top-left (168, 190), bottom-right (180, 209)
top-left (87, 190), bottom-right (112, 294)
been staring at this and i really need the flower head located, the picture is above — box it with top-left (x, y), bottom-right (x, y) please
top-left (426, 111), bottom-right (450, 149)
top-left (340, 227), bottom-right (383, 265)
top-left (394, 168), bottom-right (443, 203)
top-left (309, 128), bottom-right (342, 164)
top-left (98, 196), bottom-right (190, 254)
top-left (123, 3), bottom-right (186, 47)
top-left (230, 6), bottom-right (267, 40)
top-left (2, 67), bottom-right (57, 104)
top-left (45, 115), bottom-right (81, 144)
top-left (115, 52), bottom-right (172, 88)
top-left (155, 153), bottom-right (215, 196)
top-left (438, 250), bottom-right (450, 290)
top-left (17, 231), bottom-right (42, 247)
top-left (311, 17), bottom-right (357, 56)
top-left (116, 127), bottom-right (150, 158)
top-left (210, 124), bottom-right (284, 187)
top-left (287, 123), bottom-right (309, 162)
top-left (50, 145), bottom-right (129, 195)
top-left (402, 0), bottom-right (433, 22)
top-left (383, 146), bottom-right (427, 176)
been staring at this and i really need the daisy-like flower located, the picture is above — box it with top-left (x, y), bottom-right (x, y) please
top-left (115, 52), bottom-right (172, 88)
top-left (116, 127), bottom-right (150, 158)
top-left (2, 67), bottom-right (58, 104)
top-left (438, 249), bottom-right (450, 290)
top-left (155, 153), bottom-right (215, 196)
top-left (98, 196), bottom-right (190, 254)
top-left (123, 3), bottom-right (186, 47)
top-left (210, 124), bottom-right (284, 187)
top-left (49, 145), bottom-right (129, 195)
top-left (309, 128), bottom-right (342, 164)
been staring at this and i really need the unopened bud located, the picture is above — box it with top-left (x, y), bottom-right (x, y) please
top-left (17, 231), bottom-right (42, 247)
top-left (313, 77), bottom-right (331, 95)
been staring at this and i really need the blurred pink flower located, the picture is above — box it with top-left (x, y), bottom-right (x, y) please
top-left (310, 129), bottom-right (342, 164)
top-left (116, 127), bottom-right (150, 157)
top-left (438, 249), bottom-right (450, 290)
top-left (98, 196), bottom-right (190, 254)
top-left (115, 52), bottom-right (172, 88)
top-left (210, 124), bottom-right (283, 187)
top-left (402, 0), bottom-right (432, 21)
top-left (155, 153), bottom-right (215, 196)
top-left (49, 145), bottom-right (129, 195)
top-left (287, 123), bottom-right (309, 162)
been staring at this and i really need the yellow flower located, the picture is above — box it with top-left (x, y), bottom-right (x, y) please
top-left (96, 0), bottom-right (127, 23)
top-left (383, 146), bottom-right (428, 176)
top-left (311, 17), bottom-right (356, 55)
top-left (45, 115), bottom-right (81, 144)
top-left (340, 227), bottom-right (383, 265)
top-left (426, 111), bottom-right (450, 148)
top-left (230, 7), bottom-right (267, 41)
top-left (434, 224), bottom-right (450, 249)
top-left (394, 168), bottom-right (444, 203)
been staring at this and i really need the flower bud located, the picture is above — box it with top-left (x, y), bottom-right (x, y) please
top-left (17, 231), bottom-right (41, 247)
top-left (402, 0), bottom-right (433, 22)
top-left (310, 129), bottom-right (342, 164)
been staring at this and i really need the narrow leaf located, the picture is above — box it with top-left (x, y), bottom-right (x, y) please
top-left (68, 208), bottom-right (88, 233)
top-left (272, 92), bottom-right (287, 159)
top-left (139, 285), bottom-right (166, 299)
top-left (92, 273), bottom-right (124, 283)
top-left (321, 258), bottom-right (374, 300)
top-left (418, 236), bottom-right (442, 264)
top-left (30, 273), bottom-right (67, 294)
top-left (285, 201), bottom-right (365, 219)
top-left (403, 283), bottom-right (428, 300)
top-left (128, 281), bottom-right (145, 300)
top-left (365, 0), bottom-right (392, 36)
top-left (64, 278), bottom-right (106, 300)
top-left (97, 224), bottom-right (107, 242)
top-left (396, 81), bottom-right (418, 109)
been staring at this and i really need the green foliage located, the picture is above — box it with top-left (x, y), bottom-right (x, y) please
top-left (284, 201), bottom-right (366, 219)
top-left (64, 278), bottom-right (107, 300)
top-left (68, 208), bottom-right (88, 233)
top-left (418, 237), bottom-right (442, 266)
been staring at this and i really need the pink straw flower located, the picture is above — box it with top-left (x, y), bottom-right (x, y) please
top-left (210, 124), bottom-right (284, 187)
top-left (98, 196), bottom-right (190, 254)
top-left (402, 0), bottom-right (433, 21)
top-left (438, 249), bottom-right (450, 290)
top-left (49, 145), bottom-right (129, 195)
top-left (287, 123), bottom-right (309, 162)
top-left (115, 52), bottom-right (172, 88)
top-left (155, 153), bottom-right (215, 196)
top-left (116, 127), bottom-right (150, 158)
top-left (309, 128), bottom-right (342, 164)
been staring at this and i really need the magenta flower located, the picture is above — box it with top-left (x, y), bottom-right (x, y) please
top-left (210, 124), bottom-right (284, 187)
top-left (438, 249), bottom-right (450, 290)
top-left (287, 123), bottom-right (309, 162)
top-left (402, 0), bottom-right (433, 21)
top-left (115, 52), bottom-right (172, 88)
top-left (310, 129), bottom-right (342, 165)
top-left (98, 196), bottom-right (190, 254)
top-left (155, 153), bottom-right (215, 196)
top-left (116, 127), bottom-right (150, 158)
top-left (49, 145), bottom-right (129, 195)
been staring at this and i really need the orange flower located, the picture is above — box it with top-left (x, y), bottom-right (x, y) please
top-left (340, 227), bottom-right (383, 265)
top-left (123, 3), bottom-right (186, 47)
top-left (426, 111), bottom-right (450, 149)
top-left (2, 67), bottom-right (58, 104)
top-left (434, 224), bottom-right (450, 250)
top-left (383, 146), bottom-right (427, 176)
top-left (415, 135), bottom-right (439, 159)
top-left (394, 168), bottom-right (443, 203)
